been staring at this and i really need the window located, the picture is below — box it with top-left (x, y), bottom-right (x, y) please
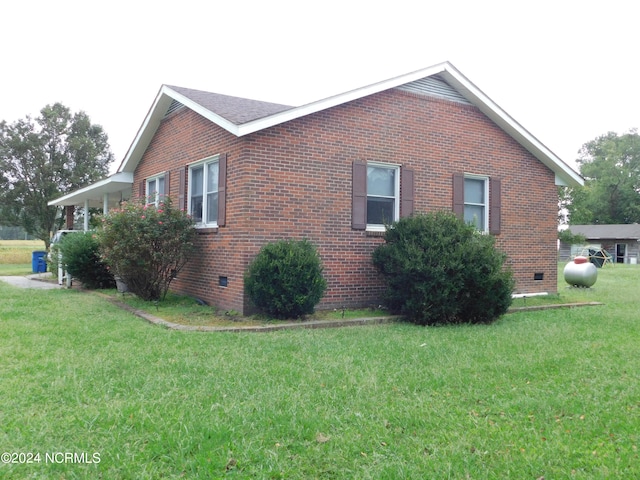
top-left (453, 173), bottom-right (501, 234)
top-left (189, 156), bottom-right (220, 226)
top-left (352, 160), bottom-right (413, 231)
top-left (146, 175), bottom-right (165, 206)
top-left (463, 176), bottom-right (488, 231)
top-left (366, 163), bottom-right (400, 228)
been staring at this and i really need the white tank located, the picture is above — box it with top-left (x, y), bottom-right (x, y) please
top-left (563, 256), bottom-right (597, 287)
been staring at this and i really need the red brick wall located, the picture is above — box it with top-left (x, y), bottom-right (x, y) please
top-left (133, 89), bottom-right (559, 314)
top-left (134, 108), bottom-right (248, 312)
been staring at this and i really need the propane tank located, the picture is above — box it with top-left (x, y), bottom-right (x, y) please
top-left (563, 256), bottom-right (597, 287)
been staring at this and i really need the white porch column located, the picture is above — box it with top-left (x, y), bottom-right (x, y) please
top-left (84, 199), bottom-right (90, 231)
top-left (103, 193), bottom-right (109, 214)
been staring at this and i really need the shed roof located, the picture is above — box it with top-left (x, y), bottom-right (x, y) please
top-left (568, 224), bottom-right (640, 240)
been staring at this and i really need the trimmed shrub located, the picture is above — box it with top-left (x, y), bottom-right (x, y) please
top-left (245, 239), bottom-right (327, 319)
top-left (97, 198), bottom-right (196, 301)
top-left (58, 231), bottom-right (115, 289)
top-left (372, 211), bottom-right (514, 325)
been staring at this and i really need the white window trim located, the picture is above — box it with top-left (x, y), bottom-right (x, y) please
top-left (366, 161), bottom-right (400, 232)
top-left (146, 173), bottom-right (166, 207)
top-left (464, 174), bottom-right (489, 233)
top-left (188, 155), bottom-right (220, 228)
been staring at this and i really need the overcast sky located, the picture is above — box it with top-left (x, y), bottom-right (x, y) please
top-left (2, 1), bottom-right (638, 174)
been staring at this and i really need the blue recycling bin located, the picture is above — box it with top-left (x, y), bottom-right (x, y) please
top-left (32, 251), bottom-right (47, 273)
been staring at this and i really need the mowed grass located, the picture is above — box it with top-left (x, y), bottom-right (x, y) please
top-left (106, 290), bottom-right (392, 328)
top-left (1, 265), bottom-right (639, 478)
top-left (106, 266), bottom-right (598, 328)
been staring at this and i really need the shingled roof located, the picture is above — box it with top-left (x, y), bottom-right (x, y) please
top-left (166, 85), bottom-right (293, 125)
top-left (49, 61), bottom-right (584, 210)
top-left (568, 224), bottom-right (640, 240)
top-left (114, 62), bottom-right (583, 188)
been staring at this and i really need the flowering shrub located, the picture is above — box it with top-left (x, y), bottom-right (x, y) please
top-left (97, 198), bottom-right (196, 301)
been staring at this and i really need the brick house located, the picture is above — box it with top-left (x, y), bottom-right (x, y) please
top-left (50, 62), bottom-right (583, 314)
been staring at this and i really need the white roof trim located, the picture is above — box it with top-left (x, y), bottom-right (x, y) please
top-left (234, 63), bottom-right (451, 137)
top-left (117, 85), bottom-right (240, 173)
top-left (433, 65), bottom-right (583, 187)
top-left (48, 172), bottom-right (133, 207)
top-left (117, 61), bottom-right (583, 187)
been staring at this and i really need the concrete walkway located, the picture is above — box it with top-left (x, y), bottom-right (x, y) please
top-left (0, 273), bottom-right (62, 290)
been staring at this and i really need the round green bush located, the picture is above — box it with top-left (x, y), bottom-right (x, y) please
top-left (245, 239), bottom-right (327, 319)
top-left (372, 211), bottom-right (514, 325)
top-left (59, 231), bottom-right (115, 289)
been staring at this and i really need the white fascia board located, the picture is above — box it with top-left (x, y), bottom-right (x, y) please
top-left (118, 86), bottom-right (241, 173)
top-left (48, 172), bottom-right (134, 207)
top-left (235, 63), bottom-right (451, 137)
top-left (161, 86), bottom-right (241, 134)
top-left (116, 63), bottom-right (583, 189)
top-left (439, 66), bottom-right (583, 188)
top-left (233, 61), bottom-right (582, 187)
top-left (117, 86), bottom-right (172, 173)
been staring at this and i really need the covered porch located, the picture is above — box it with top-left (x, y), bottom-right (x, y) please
top-left (48, 172), bottom-right (134, 230)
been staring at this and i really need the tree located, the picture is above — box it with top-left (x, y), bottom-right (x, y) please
top-left (0, 103), bottom-right (113, 248)
top-left (557, 228), bottom-right (586, 246)
top-left (565, 130), bottom-right (640, 224)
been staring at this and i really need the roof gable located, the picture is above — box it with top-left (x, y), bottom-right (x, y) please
top-left (117, 62), bottom-right (583, 187)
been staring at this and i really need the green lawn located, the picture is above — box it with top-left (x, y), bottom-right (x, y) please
top-left (1, 265), bottom-right (639, 478)
top-left (0, 264), bottom-right (32, 276)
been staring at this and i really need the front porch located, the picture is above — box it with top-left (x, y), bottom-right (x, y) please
top-left (48, 172), bottom-right (134, 230)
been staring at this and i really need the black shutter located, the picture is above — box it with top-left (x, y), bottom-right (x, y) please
top-left (352, 160), bottom-right (367, 230)
top-left (489, 177), bottom-right (501, 235)
top-left (401, 167), bottom-right (414, 218)
top-left (218, 153), bottom-right (227, 227)
top-left (452, 173), bottom-right (464, 218)
top-left (139, 180), bottom-right (145, 201)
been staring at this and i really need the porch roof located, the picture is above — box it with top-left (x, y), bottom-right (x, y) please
top-left (47, 172), bottom-right (133, 209)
